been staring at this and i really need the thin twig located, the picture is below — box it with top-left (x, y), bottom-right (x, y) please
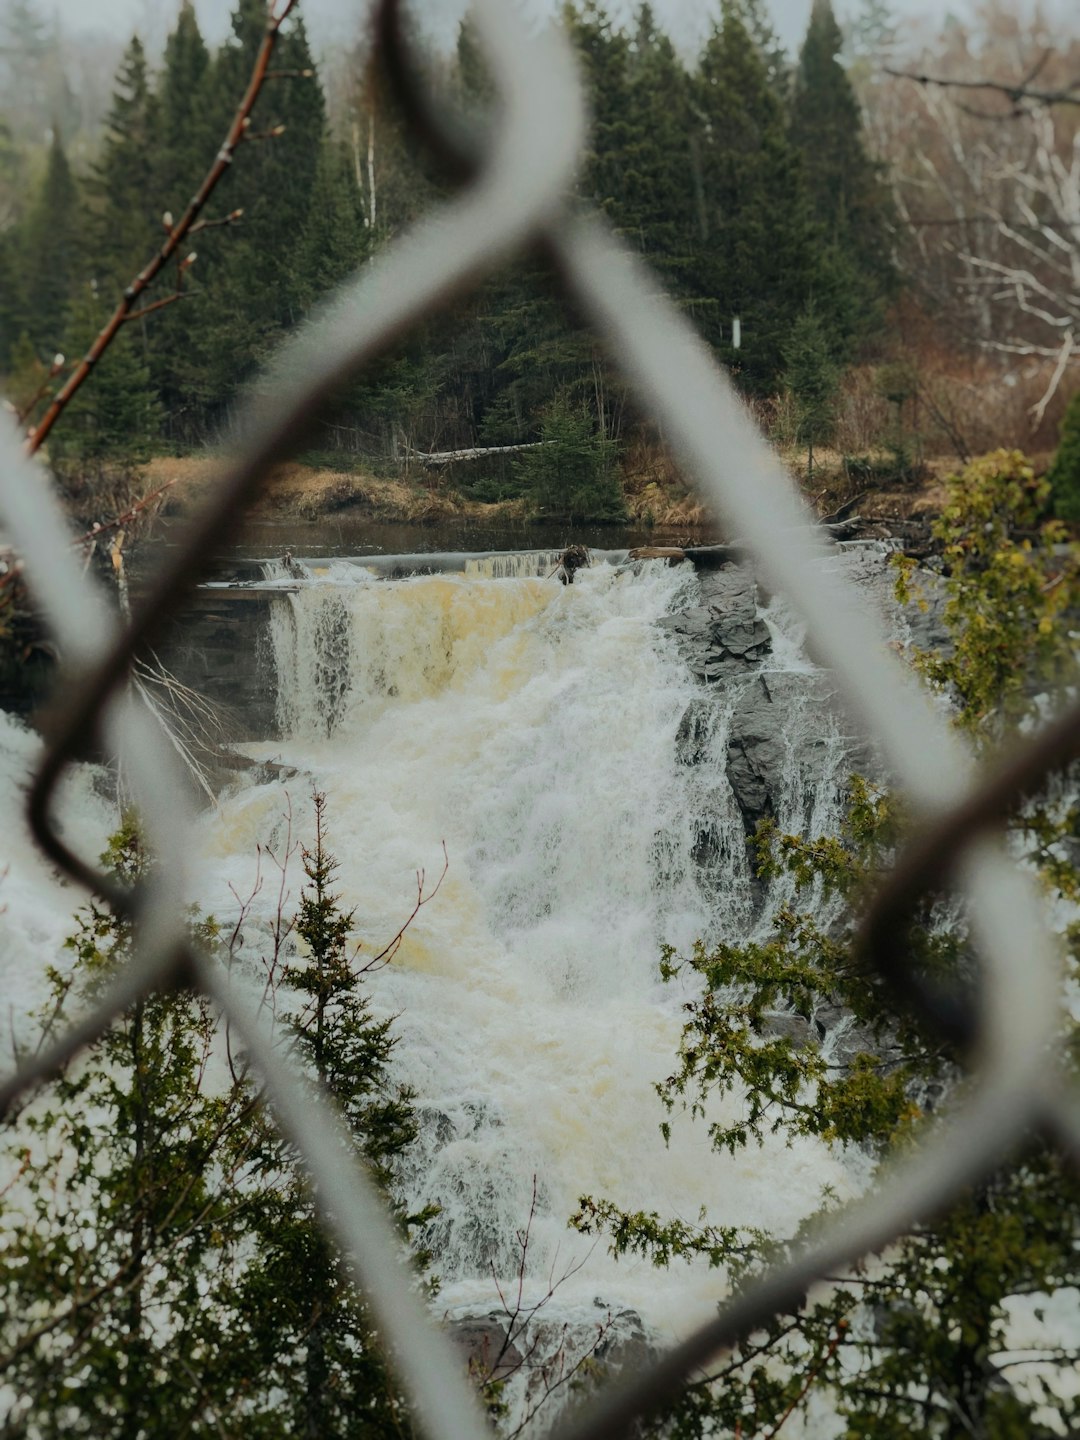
top-left (25, 0), bottom-right (298, 455)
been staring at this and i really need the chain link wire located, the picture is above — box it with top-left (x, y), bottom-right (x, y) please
top-left (1, 1), bottom-right (1078, 1434)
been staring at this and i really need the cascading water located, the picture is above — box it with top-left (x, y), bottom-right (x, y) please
top-left (0, 545), bottom-right (890, 1424)
top-left (194, 551), bottom-right (876, 1357)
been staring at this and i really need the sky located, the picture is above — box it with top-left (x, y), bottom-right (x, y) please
top-left (32, 0), bottom-right (947, 57)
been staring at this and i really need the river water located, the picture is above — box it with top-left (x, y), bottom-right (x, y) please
top-left (1, 537), bottom-right (883, 1383)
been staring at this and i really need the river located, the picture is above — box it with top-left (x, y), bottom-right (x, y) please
top-left (1, 527), bottom-right (896, 1407)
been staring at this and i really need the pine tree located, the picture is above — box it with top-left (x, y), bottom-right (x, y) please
top-left (689, 12), bottom-right (821, 392)
top-left (789, 0), bottom-right (896, 346)
top-left (621, 5), bottom-right (697, 287)
top-left (18, 128), bottom-right (79, 357)
top-left (1045, 390), bottom-right (1080, 524)
top-left (782, 301), bottom-right (840, 479)
top-left (515, 392), bottom-right (624, 522)
top-left (86, 36), bottom-right (159, 289)
top-left (0, 825), bottom-right (249, 1438)
top-left (225, 791), bottom-right (422, 1438)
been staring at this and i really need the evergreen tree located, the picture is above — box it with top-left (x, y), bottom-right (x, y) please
top-left (575, 454), bottom-right (1080, 1438)
top-left (689, 12), bottom-right (820, 392)
top-left (191, 0), bottom-right (327, 419)
top-left (621, 5), bottom-right (697, 286)
top-left (782, 301), bottom-right (840, 479)
top-left (56, 283), bottom-right (162, 466)
top-left (148, 2), bottom-right (215, 441)
top-left (0, 825), bottom-right (249, 1438)
top-left (223, 791), bottom-right (422, 1437)
top-left (724, 0), bottom-right (789, 95)
top-left (515, 392), bottom-right (624, 522)
top-left (86, 36), bottom-right (159, 288)
top-left (0, 802), bottom-right (427, 1437)
top-left (18, 128), bottom-right (79, 357)
top-left (156, 0), bottom-right (213, 209)
top-left (1046, 390), bottom-right (1080, 524)
top-left (563, 2), bottom-right (634, 229)
top-left (789, 0), bottom-right (896, 346)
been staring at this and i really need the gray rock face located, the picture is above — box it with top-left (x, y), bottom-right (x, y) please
top-left (445, 1316), bottom-right (523, 1380)
top-left (658, 563), bottom-right (771, 682)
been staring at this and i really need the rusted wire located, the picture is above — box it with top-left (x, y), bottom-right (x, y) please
top-left (0, 2), bottom-right (1077, 1438)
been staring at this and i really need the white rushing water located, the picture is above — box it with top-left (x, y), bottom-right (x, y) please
top-left (192, 553), bottom-right (866, 1343)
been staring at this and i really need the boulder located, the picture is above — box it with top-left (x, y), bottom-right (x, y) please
top-left (659, 563), bottom-right (771, 681)
top-left (445, 1316), bottom-right (523, 1381)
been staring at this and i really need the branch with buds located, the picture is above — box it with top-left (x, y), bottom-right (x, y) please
top-left (24, 0), bottom-right (298, 457)
top-left (884, 49), bottom-right (1080, 115)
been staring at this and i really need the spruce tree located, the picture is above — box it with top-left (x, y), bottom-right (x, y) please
top-left (515, 392), bottom-right (624, 522)
top-left (86, 36), bottom-right (159, 289)
top-left (150, 2), bottom-right (216, 440)
top-left (790, 0), bottom-right (896, 346)
top-left (782, 301), bottom-right (840, 479)
top-left (0, 825), bottom-right (249, 1438)
top-left (1046, 389), bottom-right (1080, 523)
top-left (690, 12), bottom-right (820, 392)
top-left (225, 791), bottom-right (422, 1438)
top-left (621, 5), bottom-right (697, 287)
top-left (18, 129), bottom-right (79, 358)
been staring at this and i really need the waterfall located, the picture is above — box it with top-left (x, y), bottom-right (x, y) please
top-left (192, 552), bottom-right (872, 1354)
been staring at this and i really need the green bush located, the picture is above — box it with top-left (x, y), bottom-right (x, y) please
top-left (514, 394), bottom-right (626, 523)
top-left (1047, 389), bottom-right (1080, 522)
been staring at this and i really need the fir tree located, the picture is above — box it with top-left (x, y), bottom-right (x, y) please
top-left (1046, 390), bottom-right (1080, 524)
top-left (18, 128), bottom-right (79, 357)
top-left (86, 36), bottom-right (159, 288)
top-left (515, 392), bottom-right (624, 522)
top-left (192, 0), bottom-right (327, 417)
top-left (55, 283), bottom-right (162, 466)
top-left (621, 5), bottom-right (697, 287)
top-left (0, 802), bottom-right (428, 1437)
top-left (690, 12), bottom-right (820, 392)
top-left (782, 301), bottom-right (840, 479)
top-left (789, 0), bottom-right (896, 346)
top-left (0, 824), bottom-right (249, 1438)
top-left (225, 791), bottom-right (422, 1438)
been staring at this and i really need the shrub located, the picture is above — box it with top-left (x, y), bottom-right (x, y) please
top-left (1046, 388), bottom-right (1080, 523)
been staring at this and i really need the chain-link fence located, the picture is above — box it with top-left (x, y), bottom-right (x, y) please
top-left (1, 2), bottom-right (1079, 1436)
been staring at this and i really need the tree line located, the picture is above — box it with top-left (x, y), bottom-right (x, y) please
top-left (0, 0), bottom-right (894, 501)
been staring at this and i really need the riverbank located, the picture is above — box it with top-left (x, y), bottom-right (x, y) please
top-left (139, 447), bottom-right (984, 534)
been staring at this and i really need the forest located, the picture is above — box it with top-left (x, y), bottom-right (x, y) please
top-left (2, 1), bottom-right (1080, 1438)
top-left (1, 0), bottom-right (1078, 521)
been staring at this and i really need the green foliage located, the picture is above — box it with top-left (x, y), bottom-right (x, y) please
top-left (575, 453), bottom-right (1080, 1437)
top-left (894, 450), bottom-right (1080, 735)
top-left (514, 393), bottom-right (625, 522)
top-left (789, 0), bottom-right (896, 345)
top-left (1046, 389), bottom-right (1080, 524)
top-left (17, 129), bottom-right (79, 356)
top-left (782, 301), bottom-right (840, 478)
top-left (0, 800), bottom-right (425, 1438)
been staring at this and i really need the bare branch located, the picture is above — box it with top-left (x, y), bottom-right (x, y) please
top-left (25, 0), bottom-right (298, 456)
top-left (884, 65), bottom-right (1080, 112)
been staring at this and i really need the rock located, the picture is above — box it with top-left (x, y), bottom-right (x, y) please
top-left (445, 1316), bottom-right (523, 1380)
top-left (724, 672), bottom-right (872, 833)
top-left (658, 563), bottom-right (771, 681)
top-left (760, 1012), bottom-right (815, 1048)
top-left (594, 1309), bottom-right (659, 1373)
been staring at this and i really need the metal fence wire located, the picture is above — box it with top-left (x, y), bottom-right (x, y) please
top-left (2, 1), bottom-right (1080, 1435)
